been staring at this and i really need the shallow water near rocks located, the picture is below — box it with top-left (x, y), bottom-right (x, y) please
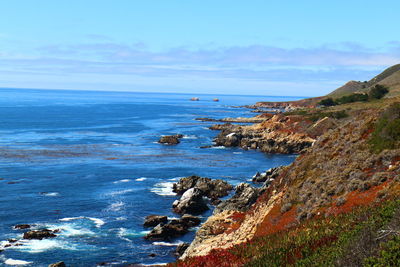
top-left (0, 88), bottom-right (300, 266)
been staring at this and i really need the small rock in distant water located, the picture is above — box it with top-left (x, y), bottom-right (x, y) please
top-left (190, 97), bottom-right (200, 101)
top-left (14, 224), bottom-right (31, 230)
top-left (48, 262), bottom-right (66, 267)
top-left (23, 229), bottom-right (58, 240)
top-left (213, 98), bottom-right (219, 102)
top-left (175, 243), bottom-right (190, 257)
top-left (148, 253), bottom-right (156, 257)
top-left (158, 134), bottom-right (183, 145)
top-left (143, 215), bottom-right (168, 228)
top-left (172, 188), bottom-right (209, 215)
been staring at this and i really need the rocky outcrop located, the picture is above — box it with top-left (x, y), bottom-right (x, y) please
top-left (213, 114), bottom-right (316, 154)
top-left (214, 183), bottom-right (262, 214)
top-left (173, 175), bottom-right (233, 200)
top-left (158, 134), bottom-right (183, 145)
top-left (144, 215), bottom-right (201, 241)
top-left (252, 166), bottom-right (286, 183)
top-left (172, 188), bottom-right (209, 215)
top-left (175, 243), bottom-right (190, 257)
top-left (23, 229), bottom-right (58, 240)
top-left (145, 223), bottom-right (188, 241)
top-left (143, 215), bottom-right (168, 228)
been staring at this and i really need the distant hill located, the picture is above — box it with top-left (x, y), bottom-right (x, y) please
top-left (328, 63), bottom-right (400, 97)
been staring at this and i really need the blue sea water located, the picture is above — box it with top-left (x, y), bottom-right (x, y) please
top-left (0, 88), bottom-right (301, 266)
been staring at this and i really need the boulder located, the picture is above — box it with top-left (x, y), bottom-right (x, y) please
top-left (158, 134), bottom-right (183, 145)
top-left (143, 215), bottom-right (168, 228)
top-left (49, 262), bottom-right (66, 267)
top-left (144, 223), bottom-right (188, 241)
top-left (23, 229), bottom-right (57, 240)
top-left (179, 214), bottom-right (201, 227)
top-left (173, 175), bottom-right (201, 194)
top-left (173, 175), bottom-right (233, 200)
top-left (214, 183), bottom-right (261, 214)
top-left (14, 224), bottom-right (31, 230)
top-left (172, 188), bottom-right (209, 215)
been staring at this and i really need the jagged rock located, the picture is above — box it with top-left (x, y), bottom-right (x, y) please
top-left (158, 134), bottom-right (183, 145)
top-left (175, 243), bottom-right (190, 257)
top-left (252, 166), bottom-right (285, 183)
top-left (214, 183), bottom-right (261, 214)
top-left (179, 214), bottom-right (201, 227)
top-left (173, 175), bottom-right (233, 200)
top-left (23, 229), bottom-right (57, 240)
top-left (144, 223), bottom-right (188, 241)
top-left (143, 215), bottom-right (168, 227)
top-left (14, 224), bottom-right (31, 230)
top-left (173, 175), bottom-right (201, 194)
top-left (172, 188), bottom-right (209, 215)
top-left (49, 262), bottom-right (66, 267)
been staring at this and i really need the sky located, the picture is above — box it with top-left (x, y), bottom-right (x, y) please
top-left (0, 1), bottom-right (400, 96)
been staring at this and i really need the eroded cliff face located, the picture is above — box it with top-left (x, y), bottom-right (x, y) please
top-left (181, 107), bottom-right (400, 261)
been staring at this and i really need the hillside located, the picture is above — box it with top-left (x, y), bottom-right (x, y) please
top-left (170, 66), bottom-right (400, 267)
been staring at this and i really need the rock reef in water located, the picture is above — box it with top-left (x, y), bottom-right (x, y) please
top-left (158, 134), bottom-right (183, 145)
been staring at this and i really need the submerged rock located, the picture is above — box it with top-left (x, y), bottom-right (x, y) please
top-left (158, 134), bottom-right (183, 145)
top-left (214, 183), bottom-right (261, 214)
top-left (143, 215), bottom-right (168, 228)
top-left (172, 188), bottom-right (209, 215)
top-left (13, 224), bottom-right (31, 230)
top-left (23, 229), bottom-right (58, 240)
top-left (48, 262), bottom-right (66, 267)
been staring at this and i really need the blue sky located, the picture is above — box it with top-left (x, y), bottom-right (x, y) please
top-left (0, 1), bottom-right (400, 96)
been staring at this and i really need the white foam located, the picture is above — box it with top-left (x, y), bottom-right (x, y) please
top-left (5, 259), bottom-right (32, 265)
top-left (41, 192), bottom-right (59, 197)
top-left (135, 177), bottom-right (147, 181)
top-left (233, 152), bottom-right (243, 154)
top-left (211, 146), bottom-right (226, 149)
top-left (57, 224), bottom-right (95, 237)
top-left (106, 189), bottom-right (134, 197)
top-left (182, 135), bottom-right (197, 139)
top-left (152, 241), bottom-right (183, 246)
top-left (87, 217), bottom-right (105, 228)
top-left (168, 177), bottom-right (182, 181)
top-left (117, 228), bottom-right (150, 242)
top-left (12, 239), bottom-right (77, 253)
top-left (115, 217), bottom-right (127, 221)
top-left (150, 182), bottom-right (176, 196)
top-left (59, 216), bottom-right (105, 228)
top-left (113, 179), bottom-right (131, 184)
top-left (107, 201), bottom-right (125, 212)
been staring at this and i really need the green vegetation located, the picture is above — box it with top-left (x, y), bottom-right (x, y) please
top-left (241, 200), bottom-right (400, 267)
top-left (369, 84), bottom-right (389, 100)
top-left (286, 109), bottom-right (348, 122)
top-left (364, 236), bottom-right (400, 267)
top-left (369, 103), bottom-right (400, 153)
top-left (319, 85), bottom-right (390, 107)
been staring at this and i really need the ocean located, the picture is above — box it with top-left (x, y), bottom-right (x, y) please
top-left (0, 88), bottom-right (301, 266)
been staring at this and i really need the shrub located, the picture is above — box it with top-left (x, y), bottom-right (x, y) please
top-left (369, 103), bottom-right (400, 153)
top-left (336, 93), bottom-right (369, 105)
top-left (369, 84), bottom-right (389, 100)
top-left (319, 98), bottom-right (337, 107)
top-left (364, 236), bottom-right (400, 267)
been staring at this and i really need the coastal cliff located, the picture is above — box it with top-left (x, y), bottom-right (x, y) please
top-left (171, 65), bottom-right (400, 266)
